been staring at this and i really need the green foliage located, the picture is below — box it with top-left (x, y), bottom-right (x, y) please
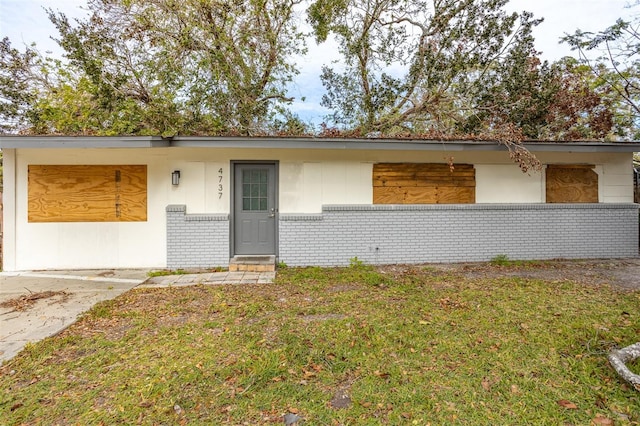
top-left (308, 0), bottom-right (624, 145)
top-left (563, 10), bottom-right (640, 140)
top-left (147, 269), bottom-right (189, 277)
top-left (4, 0), bottom-right (305, 136)
top-left (490, 254), bottom-right (511, 266)
top-left (0, 38), bottom-right (39, 133)
top-left (0, 0), bottom-right (635, 143)
top-left (310, 0), bottom-right (531, 131)
top-left (348, 256), bottom-right (364, 268)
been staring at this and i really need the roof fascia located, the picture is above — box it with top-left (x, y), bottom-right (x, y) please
top-left (1, 135), bottom-right (638, 153)
top-left (0, 136), bottom-right (169, 149)
top-left (172, 136), bottom-right (640, 153)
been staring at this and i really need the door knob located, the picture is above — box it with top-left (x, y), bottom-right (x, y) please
top-left (269, 208), bottom-right (276, 218)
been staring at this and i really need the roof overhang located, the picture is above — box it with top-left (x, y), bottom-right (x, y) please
top-left (1, 135), bottom-right (639, 153)
top-left (0, 135), bottom-right (169, 149)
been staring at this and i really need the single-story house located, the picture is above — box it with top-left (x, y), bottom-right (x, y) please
top-left (1, 136), bottom-right (639, 272)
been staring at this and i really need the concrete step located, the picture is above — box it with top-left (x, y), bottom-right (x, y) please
top-left (229, 255), bottom-right (276, 272)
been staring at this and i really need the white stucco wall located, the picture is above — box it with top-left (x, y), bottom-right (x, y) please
top-left (601, 156), bottom-right (635, 203)
top-left (10, 149), bottom-right (169, 270)
top-left (2, 149), bottom-right (17, 271)
top-left (164, 149), bottom-right (635, 213)
top-left (475, 164), bottom-right (544, 203)
top-left (535, 152), bottom-right (635, 203)
top-left (280, 162), bottom-right (372, 213)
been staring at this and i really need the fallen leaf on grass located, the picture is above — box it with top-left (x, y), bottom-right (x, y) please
top-left (557, 399), bottom-right (578, 409)
top-left (374, 370), bottom-right (390, 379)
top-left (592, 414), bottom-right (614, 425)
top-left (481, 378), bottom-right (491, 392)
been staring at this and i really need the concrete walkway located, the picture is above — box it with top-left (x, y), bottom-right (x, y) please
top-left (140, 271), bottom-right (276, 287)
top-left (0, 270), bottom-right (275, 363)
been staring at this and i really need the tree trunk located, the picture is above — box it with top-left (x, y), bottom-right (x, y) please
top-left (608, 342), bottom-right (640, 391)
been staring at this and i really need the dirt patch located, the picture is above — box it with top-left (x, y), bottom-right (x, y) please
top-left (329, 375), bottom-right (356, 410)
top-left (426, 258), bottom-right (640, 290)
top-left (0, 290), bottom-right (70, 312)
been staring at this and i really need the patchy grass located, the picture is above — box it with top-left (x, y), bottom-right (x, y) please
top-left (2, 263), bottom-right (639, 425)
top-left (488, 254), bottom-right (554, 268)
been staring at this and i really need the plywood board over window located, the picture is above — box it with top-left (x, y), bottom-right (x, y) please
top-left (28, 165), bottom-right (147, 222)
top-left (546, 164), bottom-right (598, 203)
top-left (373, 163), bottom-right (475, 204)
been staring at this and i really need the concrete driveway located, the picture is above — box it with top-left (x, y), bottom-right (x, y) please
top-left (0, 270), bottom-right (148, 363)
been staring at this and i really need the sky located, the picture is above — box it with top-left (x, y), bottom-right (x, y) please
top-left (0, 0), bottom-right (636, 124)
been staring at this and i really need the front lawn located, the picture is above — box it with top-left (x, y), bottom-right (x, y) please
top-left (2, 264), bottom-right (639, 424)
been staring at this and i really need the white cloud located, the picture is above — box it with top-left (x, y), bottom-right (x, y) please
top-left (508, 0), bottom-right (635, 60)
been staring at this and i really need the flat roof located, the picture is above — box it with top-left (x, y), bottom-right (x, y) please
top-left (1, 135), bottom-right (639, 152)
top-left (0, 136), bottom-right (169, 149)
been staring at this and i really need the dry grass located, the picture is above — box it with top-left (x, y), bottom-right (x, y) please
top-left (1, 263), bottom-right (639, 425)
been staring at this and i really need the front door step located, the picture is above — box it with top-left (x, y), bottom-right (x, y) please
top-left (229, 255), bottom-right (276, 272)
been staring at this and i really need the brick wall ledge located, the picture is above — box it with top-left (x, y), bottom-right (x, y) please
top-left (279, 214), bottom-right (324, 221)
top-left (166, 205), bottom-right (228, 221)
top-left (322, 203), bottom-right (640, 212)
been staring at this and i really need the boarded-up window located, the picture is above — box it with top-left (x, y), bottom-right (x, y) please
top-left (28, 165), bottom-right (147, 222)
top-left (373, 163), bottom-right (475, 204)
top-left (545, 165), bottom-right (598, 203)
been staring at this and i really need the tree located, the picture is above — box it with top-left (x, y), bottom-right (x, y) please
top-left (535, 58), bottom-right (614, 140)
top-left (308, 0), bottom-right (542, 133)
top-left (461, 49), bottom-right (615, 141)
top-left (11, 0), bottom-right (306, 136)
top-left (563, 10), bottom-right (640, 140)
top-left (0, 38), bottom-right (39, 133)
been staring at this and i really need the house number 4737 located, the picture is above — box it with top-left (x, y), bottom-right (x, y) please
top-left (218, 168), bottom-right (223, 199)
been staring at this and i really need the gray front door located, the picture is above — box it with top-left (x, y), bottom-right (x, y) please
top-left (233, 163), bottom-right (277, 255)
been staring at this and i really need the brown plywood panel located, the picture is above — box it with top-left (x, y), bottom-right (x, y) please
top-left (414, 176), bottom-right (475, 187)
top-left (29, 165), bottom-right (117, 222)
top-left (436, 187), bottom-right (475, 204)
top-left (373, 163), bottom-right (475, 204)
top-left (373, 186), bottom-right (408, 204)
top-left (117, 165), bottom-right (147, 221)
top-left (28, 165), bottom-right (147, 222)
top-left (546, 165), bottom-right (598, 203)
top-left (403, 187), bottom-right (439, 203)
top-left (373, 176), bottom-right (418, 187)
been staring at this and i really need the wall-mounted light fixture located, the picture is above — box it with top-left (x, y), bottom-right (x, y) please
top-left (171, 170), bottom-right (181, 186)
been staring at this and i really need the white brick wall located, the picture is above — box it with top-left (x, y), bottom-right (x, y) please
top-left (166, 203), bottom-right (639, 268)
top-left (166, 205), bottom-right (229, 268)
top-left (279, 204), bottom-right (640, 266)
